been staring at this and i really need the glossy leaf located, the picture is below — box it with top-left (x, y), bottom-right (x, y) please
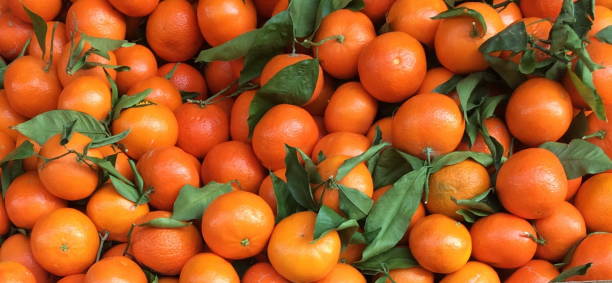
top-left (111, 89), bottom-right (153, 120)
top-left (271, 171), bottom-right (303, 222)
top-left (540, 139), bottom-right (612, 179)
top-left (432, 7), bottom-right (487, 37)
top-left (430, 151), bottom-right (493, 173)
top-left (284, 145), bottom-right (317, 210)
top-left (551, 263), bottom-right (592, 282)
top-left (15, 110), bottom-right (108, 145)
top-left (139, 217), bottom-right (189, 228)
top-left (355, 246), bottom-right (418, 274)
top-left (596, 26), bottom-right (612, 44)
top-left (313, 205), bottom-right (359, 240)
top-left (172, 183), bottom-right (232, 221)
top-left (338, 184), bottom-right (373, 220)
top-left (336, 142), bottom-right (389, 180)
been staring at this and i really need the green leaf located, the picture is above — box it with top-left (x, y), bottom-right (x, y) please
top-left (540, 139), bottom-right (612, 179)
top-left (430, 151), bottom-right (493, 173)
top-left (171, 183), bottom-right (232, 221)
top-left (1, 161), bottom-right (24, 196)
top-left (89, 130), bottom-right (130, 148)
top-left (396, 150), bottom-right (426, 171)
top-left (519, 49), bottom-right (537, 74)
top-left (196, 30), bottom-right (258, 62)
top-left (247, 59), bottom-right (320, 135)
top-left (0, 141), bottom-right (35, 164)
top-left (313, 205), bottom-right (359, 240)
top-left (15, 110), bottom-right (108, 145)
top-left (138, 217), bottom-right (189, 228)
top-left (81, 34), bottom-right (133, 60)
top-left (111, 89), bottom-right (153, 120)
top-left (571, 0), bottom-right (595, 39)
top-left (336, 142), bottom-right (389, 181)
top-left (0, 57), bottom-right (6, 88)
top-left (432, 7), bottom-right (487, 37)
top-left (86, 156), bottom-right (140, 203)
top-left (480, 21), bottom-right (529, 54)
top-left (484, 55), bottom-right (526, 88)
top-left (596, 26), bottom-right (612, 44)
top-left (456, 73), bottom-right (484, 145)
top-left (479, 95), bottom-right (506, 120)
top-left (567, 65), bottom-right (607, 121)
top-left (453, 188), bottom-right (501, 216)
top-left (338, 184), bottom-right (373, 220)
top-left (563, 111), bottom-right (588, 141)
top-left (23, 6), bottom-right (47, 59)
top-left (372, 148), bottom-right (412, 188)
top-left (271, 171), bottom-right (303, 222)
top-left (354, 246), bottom-right (418, 274)
top-left (289, 0), bottom-right (319, 38)
top-left (432, 75), bottom-right (462, 94)
top-left (295, 148), bottom-right (323, 184)
top-left (284, 145), bottom-right (317, 210)
top-left (551, 263), bottom-right (592, 282)
top-left (362, 167), bottom-right (428, 261)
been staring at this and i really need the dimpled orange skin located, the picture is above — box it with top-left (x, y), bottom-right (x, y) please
top-left (28, 21), bottom-right (67, 65)
top-left (0, 261), bottom-right (36, 283)
top-left (102, 243), bottom-right (130, 259)
top-left (470, 213), bottom-right (537, 269)
top-left (392, 93), bottom-right (465, 159)
top-left (230, 90), bottom-right (256, 143)
top-left (178, 253), bottom-right (240, 283)
top-left (65, 0), bottom-right (126, 40)
top-left (30, 208), bottom-right (100, 276)
top-left (86, 184), bottom-right (150, 242)
top-left (108, 0), bottom-right (159, 17)
top-left (417, 67), bottom-right (455, 94)
top-left (496, 148), bottom-right (568, 219)
top-left (127, 76), bottom-right (182, 111)
top-left (5, 171), bottom-right (67, 229)
top-left (0, 12), bottom-right (32, 61)
top-left (315, 155), bottom-right (374, 214)
top-left (158, 63), bottom-right (208, 99)
top-left (387, 0), bottom-right (447, 46)
top-left (439, 261), bottom-right (500, 283)
top-left (358, 32), bottom-right (426, 102)
top-left (382, 267), bottom-right (433, 283)
top-left (131, 211), bottom-right (203, 275)
top-left (201, 141), bottom-right (266, 193)
top-left (115, 44), bottom-right (158, 94)
top-left (137, 146), bottom-right (200, 211)
top-left (268, 211), bottom-right (341, 283)
top-left (566, 177), bottom-right (582, 200)
top-left (520, 0), bottom-right (564, 19)
top-left (0, 234), bottom-right (51, 283)
top-left (57, 75), bottom-right (112, 121)
top-left (409, 214), bottom-right (472, 274)
top-left (38, 133), bottom-right (102, 201)
top-left (4, 56), bottom-right (61, 118)
top-left (0, 91), bottom-right (26, 139)
top-left (495, 0), bottom-right (523, 26)
top-left (565, 233), bottom-right (612, 280)
top-left (314, 9), bottom-right (376, 79)
top-left (505, 260), bottom-right (559, 283)
top-left (174, 103), bottom-right (229, 159)
top-left (534, 201), bottom-right (586, 261)
top-left (112, 104), bottom-right (179, 160)
top-left (85, 256), bottom-right (147, 283)
top-left (506, 78), bottom-right (573, 146)
top-left (312, 132), bottom-right (371, 163)
top-left (574, 173), bottom-right (612, 232)
top-left (456, 117), bottom-right (512, 157)
top-left (315, 263), bottom-right (366, 283)
top-left (56, 43), bottom-right (118, 88)
top-left (204, 59), bottom-right (243, 94)
top-left (362, 0), bottom-right (396, 23)
top-left (243, 262), bottom-right (290, 283)
top-left (202, 191), bottom-right (275, 259)
top-left (197, 0), bottom-right (257, 47)
top-left (252, 104), bottom-right (320, 170)
top-left (7, 0), bottom-right (60, 23)
top-left (146, 0), bottom-right (203, 62)
top-left (366, 117), bottom-right (393, 143)
top-left (0, 131), bottom-right (14, 160)
top-left (434, 2), bottom-right (505, 74)
top-left (261, 54), bottom-right (324, 106)
top-left (324, 82), bottom-right (378, 134)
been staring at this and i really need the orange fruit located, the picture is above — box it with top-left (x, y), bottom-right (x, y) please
top-left (57, 274), bottom-right (86, 283)
top-left (392, 93), bottom-right (465, 159)
top-left (243, 262), bottom-right (289, 283)
top-left (409, 214), bottom-right (472, 274)
top-left (202, 191), bottom-right (274, 259)
top-left (102, 243), bottom-right (130, 259)
top-left (566, 176), bottom-right (582, 200)
top-left (158, 278), bottom-right (179, 283)
top-left (108, 0), bottom-right (159, 17)
top-left (470, 213), bottom-right (537, 269)
top-left (426, 160), bottom-right (491, 220)
top-left (324, 82), bottom-right (377, 134)
top-left (127, 76), bottom-right (182, 111)
top-left (57, 75), bottom-right (112, 120)
top-left (358, 32), bottom-right (426, 102)
top-left (496, 148), bottom-right (568, 219)
top-left (312, 132), bottom-right (370, 163)
top-left (305, 75), bottom-right (335, 116)
top-left (574, 173), bottom-right (612, 232)
top-left (0, 12), bottom-right (32, 61)
top-left (534, 201), bottom-right (586, 261)
top-left (137, 146), bottom-right (200, 211)
top-left (0, 234), bottom-right (51, 283)
top-left (0, 261), bottom-right (36, 283)
top-left (585, 39), bottom-right (612, 105)
top-left (175, 102), bottom-right (229, 159)
top-left (178, 253), bottom-right (239, 283)
top-left (27, 21), bottom-right (67, 65)
top-left (56, 42), bottom-right (118, 87)
top-left (382, 267), bottom-right (433, 283)
top-left (456, 117), bottom-right (512, 157)
top-left (146, 0), bottom-right (203, 62)
top-left (112, 103), bottom-right (178, 159)
top-left (158, 63), bottom-right (208, 99)
top-left (434, 2), bottom-right (505, 74)
top-left (592, 3), bottom-right (612, 36)
top-left (314, 155), bottom-right (374, 214)
top-left (0, 90), bottom-right (26, 139)
top-left (86, 183), bottom-right (150, 242)
top-left (38, 133), bottom-right (102, 201)
top-left (85, 256), bottom-right (147, 283)
top-left (417, 67), bottom-right (455, 94)
top-left (315, 263), bottom-right (366, 283)
top-left (439, 261), bottom-right (500, 283)
top-left (201, 141), bottom-right (265, 193)
top-left (31, 208), bottom-right (100, 276)
top-left (495, 0), bottom-right (523, 26)
top-left (4, 55), bottom-right (61, 118)
top-left (520, 0), bottom-right (565, 20)
top-left (565, 233), bottom-right (612, 280)
top-left (387, 0), bottom-right (447, 46)
top-left (585, 105), bottom-right (612, 158)
top-left (258, 168), bottom-right (286, 215)
top-left (7, 0), bottom-right (61, 23)
top-left (0, 195), bottom-right (8, 235)
top-left (114, 44), bottom-right (158, 93)
top-left (197, 0), bottom-right (257, 47)
top-left (366, 117), bottom-right (393, 144)
top-left (131, 211), bottom-right (203, 275)
top-left (203, 59), bottom-right (243, 94)
top-left (599, 0), bottom-right (612, 9)
top-left (261, 54), bottom-right (324, 106)
top-left (65, 0), bottom-right (126, 40)
top-left (5, 171), bottom-right (66, 229)
top-left (314, 9), bottom-right (376, 79)
top-left (252, 104), bottom-right (320, 170)
top-left (268, 211), bottom-right (341, 282)
top-left (230, 90), bottom-right (256, 143)
top-left (362, 0), bottom-right (396, 23)
top-left (505, 260), bottom-right (559, 283)
top-left (14, 134), bottom-right (40, 171)
top-left (97, 145), bottom-right (134, 181)
top-left (0, 131), bottom-right (14, 160)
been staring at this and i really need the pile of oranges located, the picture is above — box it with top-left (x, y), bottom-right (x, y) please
top-left (1, 0), bottom-right (612, 282)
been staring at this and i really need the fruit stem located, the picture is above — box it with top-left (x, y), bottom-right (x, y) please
top-left (582, 130), bottom-right (606, 140)
top-left (240, 238), bottom-right (250, 247)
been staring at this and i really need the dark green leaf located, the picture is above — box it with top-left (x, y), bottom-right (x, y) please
top-left (0, 57), bottom-right (6, 88)
top-left (15, 110), bottom-right (108, 145)
top-left (0, 141), bottom-right (35, 164)
top-left (571, 0), bottom-right (595, 39)
top-left (372, 148), bottom-right (411, 188)
top-left (271, 171), bottom-right (303, 222)
top-left (172, 183), bottom-right (232, 221)
top-left (108, 175), bottom-right (140, 203)
top-left (567, 66), bottom-right (606, 121)
top-left (139, 217), bottom-right (189, 228)
top-left (289, 0), bottom-right (319, 38)
top-left (295, 147), bottom-right (323, 184)
top-left (313, 205), bottom-right (359, 240)
top-left (338, 184), bottom-right (373, 220)
top-left (596, 26), bottom-right (612, 44)
top-left (336, 142), bottom-right (389, 181)
top-left (563, 111), bottom-right (588, 141)
top-left (519, 49), bottom-right (537, 74)
top-left (453, 188), bottom-right (501, 216)
top-left (23, 6), bottom-right (47, 59)
top-left (432, 74), bottom-right (462, 94)
top-left (483, 54), bottom-right (526, 88)
top-left (90, 130), bottom-right (130, 148)
top-left (551, 263), bottom-right (592, 282)
top-left (430, 151), bottom-right (493, 173)
top-left (540, 139), bottom-right (612, 179)
top-left (456, 73), bottom-right (484, 145)
top-left (432, 7), bottom-right (487, 37)
top-left (284, 145), bottom-right (317, 210)
top-left (81, 34), bottom-right (133, 60)
top-left (1, 161), bottom-right (24, 196)
top-left (355, 246), bottom-right (418, 273)
top-left (111, 89), bottom-right (153, 120)
top-left (479, 95), bottom-right (506, 120)
top-left (345, 0), bottom-right (365, 11)
top-left (480, 21), bottom-right (529, 53)
top-left (196, 30), bottom-right (258, 62)
top-left (396, 150), bottom-right (425, 171)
